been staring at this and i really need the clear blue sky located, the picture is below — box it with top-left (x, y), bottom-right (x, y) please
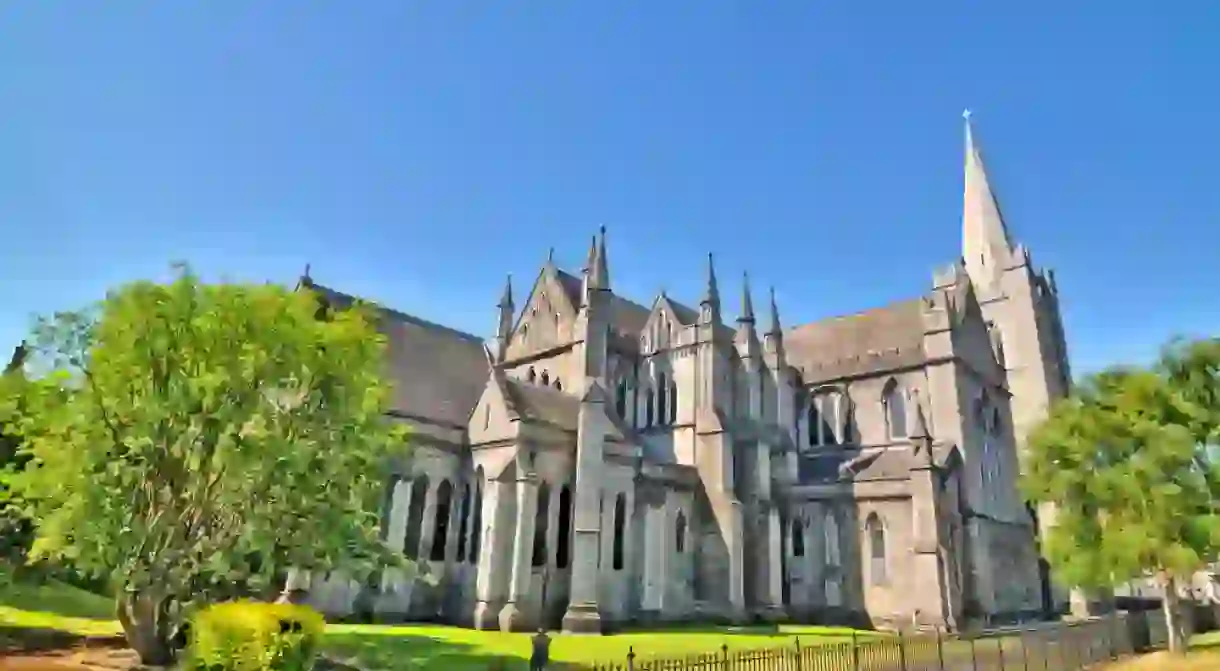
top-left (1, 3), bottom-right (1217, 374)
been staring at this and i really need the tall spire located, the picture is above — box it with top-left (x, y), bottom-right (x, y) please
top-left (702, 253), bottom-right (720, 307)
top-left (590, 226), bottom-right (609, 290)
top-left (767, 286), bottom-right (781, 334)
top-left (498, 273), bottom-right (514, 308)
top-left (738, 271), bottom-right (755, 323)
top-left (495, 274), bottom-right (515, 363)
top-left (962, 110), bottom-right (1015, 282)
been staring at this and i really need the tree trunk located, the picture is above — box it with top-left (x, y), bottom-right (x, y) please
top-left (116, 590), bottom-right (177, 667)
top-left (1160, 573), bottom-right (1191, 654)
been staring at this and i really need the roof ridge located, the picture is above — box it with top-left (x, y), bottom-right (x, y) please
top-left (786, 296), bottom-right (925, 333)
top-left (309, 282), bottom-right (485, 344)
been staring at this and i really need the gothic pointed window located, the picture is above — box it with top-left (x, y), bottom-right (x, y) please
top-left (866, 513), bottom-right (887, 585)
top-left (820, 392), bottom-right (839, 446)
top-left (612, 493), bottom-right (627, 571)
top-left (556, 485), bottom-right (572, 568)
top-left (675, 511), bottom-right (687, 553)
top-left (791, 517), bottom-right (805, 557)
top-left (883, 379), bottom-right (907, 439)
top-left (469, 469), bottom-right (484, 564)
top-left (532, 483), bottom-right (550, 567)
top-left (657, 373), bottom-right (668, 425)
top-left (669, 379), bottom-right (678, 424)
top-left (615, 380), bottom-right (627, 418)
top-left (456, 484), bottom-right (472, 562)
top-left (807, 401), bottom-right (821, 447)
top-left (402, 474), bottom-right (429, 560)
top-left (645, 388), bottom-right (655, 427)
top-left (429, 479), bottom-right (453, 561)
top-left (824, 510), bottom-right (841, 567)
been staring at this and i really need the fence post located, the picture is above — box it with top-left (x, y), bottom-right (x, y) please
top-left (793, 636), bottom-right (803, 671)
top-left (721, 643), bottom-right (729, 671)
top-left (970, 636), bottom-right (979, 671)
top-left (936, 630), bottom-right (945, 671)
top-left (1020, 633), bottom-right (1029, 671)
top-left (852, 630), bottom-right (861, 671)
top-left (997, 636), bottom-right (1005, 669)
top-left (627, 645), bottom-right (635, 671)
top-left (898, 630), bottom-right (908, 671)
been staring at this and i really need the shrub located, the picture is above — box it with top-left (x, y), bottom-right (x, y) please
top-left (186, 600), bottom-right (325, 671)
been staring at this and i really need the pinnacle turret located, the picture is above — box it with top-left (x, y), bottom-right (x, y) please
top-left (738, 272), bottom-right (755, 324)
top-left (767, 286), bottom-right (781, 335)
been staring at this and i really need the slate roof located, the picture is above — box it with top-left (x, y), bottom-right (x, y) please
top-left (785, 298), bottom-right (928, 383)
top-left (306, 281), bottom-right (490, 428)
top-left (502, 377), bottom-right (581, 431)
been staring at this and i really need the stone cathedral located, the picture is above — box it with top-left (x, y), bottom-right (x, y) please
top-left (295, 118), bottom-right (1072, 633)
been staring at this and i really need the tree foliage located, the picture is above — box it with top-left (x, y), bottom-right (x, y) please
top-left (3, 265), bottom-right (408, 664)
top-left (1023, 336), bottom-right (1220, 652)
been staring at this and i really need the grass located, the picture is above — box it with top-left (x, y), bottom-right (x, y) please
top-left (324, 622), bottom-right (870, 670)
top-left (1099, 631), bottom-right (1220, 670)
top-left (0, 564), bottom-right (871, 669)
top-left (0, 564), bottom-right (120, 637)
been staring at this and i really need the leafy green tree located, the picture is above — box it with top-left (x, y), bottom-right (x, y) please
top-left (1023, 337), bottom-right (1220, 654)
top-left (4, 266), bottom-right (408, 665)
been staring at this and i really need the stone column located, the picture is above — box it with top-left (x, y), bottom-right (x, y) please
top-left (641, 503), bottom-right (664, 617)
top-left (726, 500), bottom-right (746, 618)
top-left (379, 480), bottom-right (412, 601)
top-left (563, 386), bottom-right (611, 633)
top-left (764, 505), bottom-right (786, 616)
top-left (418, 483), bottom-right (439, 562)
top-left (474, 479), bottom-right (510, 630)
top-left (498, 473), bottom-right (538, 632)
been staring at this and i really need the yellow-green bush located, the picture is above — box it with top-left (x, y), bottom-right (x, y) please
top-left (186, 600), bottom-right (325, 671)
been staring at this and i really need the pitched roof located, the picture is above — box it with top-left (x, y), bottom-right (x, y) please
top-left (785, 298), bottom-right (927, 383)
top-left (502, 378), bottom-right (581, 431)
top-left (307, 282), bottom-right (490, 428)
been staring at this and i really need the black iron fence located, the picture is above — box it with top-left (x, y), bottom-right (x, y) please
top-left (590, 611), bottom-right (1169, 671)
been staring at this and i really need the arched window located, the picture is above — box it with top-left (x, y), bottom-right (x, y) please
top-left (469, 469), bottom-right (484, 564)
top-left (541, 370), bottom-right (550, 386)
top-left (883, 379), bottom-right (907, 439)
top-left (841, 397), bottom-right (855, 444)
top-left (615, 380), bottom-right (628, 418)
top-left (379, 475), bottom-right (400, 542)
top-left (807, 392), bottom-right (841, 447)
top-left (669, 380), bottom-right (679, 424)
top-left (402, 474), bottom-right (429, 560)
top-left (528, 367), bottom-right (537, 383)
top-left (791, 517), bottom-right (805, 557)
top-left (657, 373), bottom-right (668, 426)
top-left (866, 513), bottom-right (887, 585)
top-left (824, 510), bottom-right (841, 567)
top-left (532, 483), bottom-right (550, 567)
top-left (556, 485), bottom-right (573, 568)
top-left (675, 511), bottom-right (687, 553)
top-left (806, 402), bottom-right (821, 447)
top-left (612, 493), bottom-right (626, 570)
top-left (455, 484), bottom-right (472, 562)
top-left (429, 480), bottom-right (453, 561)
top-left (645, 389), bottom-right (655, 427)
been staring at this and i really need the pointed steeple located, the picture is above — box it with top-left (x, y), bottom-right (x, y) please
top-left (702, 253), bottom-right (720, 306)
top-left (767, 286), bottom-right (781, 335)
top-left (590, 226), bottom-right (609, 290)
top-left (962, 110), bottom-right (1015, 283)
top-left (737, 272), bottom-right (755, 323)
top-left (495, 274), bottom-right (515, 363)
top-left (498, 273), bottom-right (514, 309)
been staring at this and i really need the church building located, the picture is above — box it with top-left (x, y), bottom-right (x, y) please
top-left (296, 116), bottom-right (1071, 632)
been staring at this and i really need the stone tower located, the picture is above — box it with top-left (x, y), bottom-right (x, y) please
top-left (959, 112), bottom-right (1073, 614)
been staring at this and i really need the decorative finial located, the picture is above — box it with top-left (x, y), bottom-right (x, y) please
top-left (547, 247), bottom-right (555, 263)
top-left (962, 108), bottom-right (973, 121)
top-left (303, 263), bottom-right (312, 280)
top-left (599, 224), bottom-right (607, 236)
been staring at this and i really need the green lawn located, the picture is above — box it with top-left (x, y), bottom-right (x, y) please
top-left (325, 622), bottom-right (870, 670)
top-left (1, 564), bottom-right (870, 669)
top-left (0, 564), bottom-right (121, 637)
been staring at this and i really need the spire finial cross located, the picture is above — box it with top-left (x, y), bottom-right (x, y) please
top-left (962, 108), bottom-right (973, 121)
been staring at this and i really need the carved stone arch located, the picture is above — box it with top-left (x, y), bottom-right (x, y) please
top-left (882, 377), bottom-right (907, 439)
